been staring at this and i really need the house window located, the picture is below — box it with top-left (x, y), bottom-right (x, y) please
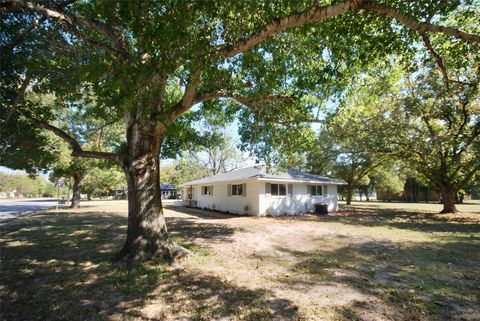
top-left (310, 185), bottom-right (323, 196)
top-left (271, 183), bottom-right (287, 196)
top-left (201, 185), bottom-right (213, 195)
top-left (231, 184), bottom-right (244, 196)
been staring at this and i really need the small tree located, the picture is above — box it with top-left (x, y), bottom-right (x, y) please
top-left (371, 162), bottom-right (406, 202)
top-left (190, 127), bottom-right (246, 175)
top-left (82, 165), bottom-right (125, 200)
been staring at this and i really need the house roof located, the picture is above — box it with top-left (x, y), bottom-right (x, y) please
top-left (181, 165), bottom-right (346, 186)
top-left (160, 183), bottom-right (176, 190)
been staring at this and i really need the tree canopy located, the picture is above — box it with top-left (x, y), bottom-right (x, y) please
top-left (392, 66), bottom-right (480, 212)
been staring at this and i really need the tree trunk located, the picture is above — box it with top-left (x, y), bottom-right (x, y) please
top-left (456, 192), bottom-right (464, 204)
top-left (346, 184), bottom-right (354, 205)
top-left (439, 184), bottom-right (458, 214)
top-left (70, 173), bottom-right (84, 208)
top-left (116, 122), bottom-right (189, 265)
top-left (66, 177), bottom-right (71, 207)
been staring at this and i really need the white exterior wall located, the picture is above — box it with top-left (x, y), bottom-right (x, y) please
top-left (182, 180), bottom-right (339, 216)
top-left (184, 180), bottom-right (263, 215)
top-left (258, 182), bottom-right (338, 216)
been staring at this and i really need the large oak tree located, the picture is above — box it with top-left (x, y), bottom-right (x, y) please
top-left (395, 67), bottom-right (480, 213)
top-left (2, 0), bottom-right (479, 264)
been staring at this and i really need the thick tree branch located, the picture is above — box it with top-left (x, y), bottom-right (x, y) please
top-left (456, 120), bottom-right (480, 158)
top-left (26, 117), bottom-right (121, 163)
top-left (359, 1), bottom-right (480, 42)
top-left (169, 88), bottom-right (320, 126)
top-left (59, 22), bottom-right (123, 57)
top-left (6, 74), bottom-right (120, 164)
top-left (85, 119), bottom-right (119, 139)
top-left (450, 79), bottom-right (478, 87)
top-left (1, 17), bottom-right (45, 50)
top-left (193, 90), bottom-right (323, 125)
top-left (192, 89), bottom-right (295, 107)
top-left (426, 0), bottom-right (445, 23)
top-left (464, 161), bottom-right (480, 183)
top-left (421, 32), bottom-right (449, 90)
top-left (218, 0), bottom-right (480, 58)
top-left (421, 115), bottom-right (437, 139)
top-left (218, 1), bottom-right (361, 58)
top-left (1, 0), bottom-right (129, 58)
top-left (231, 94), bottom-right (296, 109)
top-left (454, 96), bottom-right (476, 156)
top-left (5, 75), bottom-right (32, 124)
top-left (166, 58), bottom-right (203, 124)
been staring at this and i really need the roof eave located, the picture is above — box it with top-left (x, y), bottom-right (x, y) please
top-left (180, 177), bottom-right (258, 187)
top-left (249, 177), bottom-right (347, 184)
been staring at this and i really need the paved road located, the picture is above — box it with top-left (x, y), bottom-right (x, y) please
top-left (0, 198), bottom-right (58, 224)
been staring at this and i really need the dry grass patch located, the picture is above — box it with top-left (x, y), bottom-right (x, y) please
top-left (1, 200), bottom-right (479, 320)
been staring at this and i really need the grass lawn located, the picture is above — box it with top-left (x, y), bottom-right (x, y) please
top-left (1, 201), bottom-right (479, 320)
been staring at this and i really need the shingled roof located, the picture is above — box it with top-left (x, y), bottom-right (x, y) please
top-left (160, 183), bottom-right (176, 190)
top-left (181, 165), bottom-right (345, 186)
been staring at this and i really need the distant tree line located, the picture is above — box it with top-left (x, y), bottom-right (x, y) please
top-left (307, 63), bottom-right (479, 213)
top-left (0, 172), bottom-right (58, 198)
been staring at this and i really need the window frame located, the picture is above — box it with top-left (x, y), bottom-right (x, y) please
top-left (310, 185), bottom-right (323, 196)
top-left (231, 183), bottom-right (243, 196)
top-left (201, 185), bottom-right (213, 196)
top-left (271, 183), bottom-right (287, 196)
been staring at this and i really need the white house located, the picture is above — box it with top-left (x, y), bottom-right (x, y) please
top-left (180, 165), bottom-right (345, 216)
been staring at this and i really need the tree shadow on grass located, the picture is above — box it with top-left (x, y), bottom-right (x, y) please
top-left (0, 211), bottom-right (128, 262)
top-left (167, 216), bottom-right (241, 244)
top-left (313, 207), bottom-right (480, 235)
top-left (272, 238), bottom-right (480, 321)
top-left (152, 269), bottom-right (298, 320)
top-left (165, 205), bottom-right (242, 220)
top-left (1, 210), bottom-right (294, 320)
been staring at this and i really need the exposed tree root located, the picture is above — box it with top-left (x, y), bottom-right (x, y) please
top-left (113, 241), bottom-right (192, 268)
top-left (439, 208), bottom-right (459, 214)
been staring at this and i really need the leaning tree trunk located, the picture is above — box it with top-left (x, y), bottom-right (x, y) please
top-left (346, 184), bottom-right (354, 205)
top-left (116, 121), bottom-right (188, 265)
top-left (439, 184), bottom-right (458, 214)
top-left (70, 172), bottom-right (84, 208)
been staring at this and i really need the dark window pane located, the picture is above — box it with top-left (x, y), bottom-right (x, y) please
top-left (310, 185), bottom-right (316, 196)
top-left (279, 184), bottom-right (287, 195)
top-left (232, 185), bottom-right (237, 195)
top-left (271, 184), bottom-right (279, 196)
top-left (238, 184), bottom-right (243, 196)
top-left (317, 186), bottom-right (322, 195)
